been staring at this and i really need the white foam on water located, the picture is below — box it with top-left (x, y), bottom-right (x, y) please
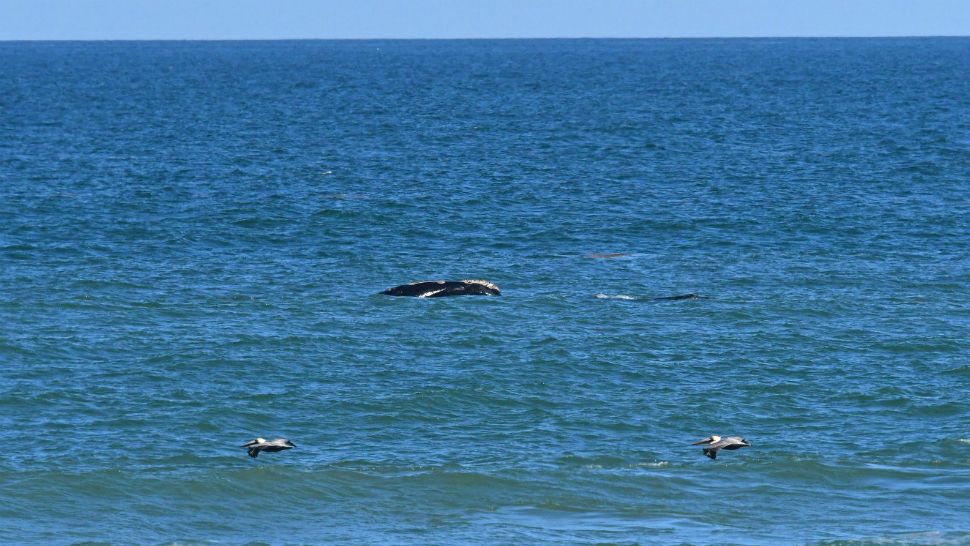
top-left (594, 294), bottom-right (637, 300)
top-left (418, 289), bottom-right (447, 298)
top-left (633, 461), bottom-right (670, 468)
top-left (460, 279), bottom-right (500, 291)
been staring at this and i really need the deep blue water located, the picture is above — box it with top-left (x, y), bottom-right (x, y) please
top-left (1, 38), bottom-right (969, 545)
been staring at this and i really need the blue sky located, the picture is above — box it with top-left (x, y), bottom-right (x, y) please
top-left (1, 0), bottom-right (968, 40)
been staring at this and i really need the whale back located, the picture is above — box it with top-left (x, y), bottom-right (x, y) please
top-left (382, 280), bottom-right (500, 297)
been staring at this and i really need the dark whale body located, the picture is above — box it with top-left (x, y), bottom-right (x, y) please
top-left (652, 293), bottom-right (700, 301)
top-left (382, 280), bottom-right (501, 298)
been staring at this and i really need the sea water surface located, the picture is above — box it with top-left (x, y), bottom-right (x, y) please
top-left (1, 38), bottom-right (969, 545)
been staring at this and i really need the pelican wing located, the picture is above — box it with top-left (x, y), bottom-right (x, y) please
top-left (715, 437), bottom-right (748, 449)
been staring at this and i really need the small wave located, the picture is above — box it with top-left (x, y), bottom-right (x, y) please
top-left (813, 531), bottom-right (970, 545)
top-left (958, 439), bottom-right (970, 444)
top-left (585, 252), bottom-right (631, 259)
top-left (594, 294), bottom-right (637, 300)
top-left (633, 461), bottom-right (670, 468)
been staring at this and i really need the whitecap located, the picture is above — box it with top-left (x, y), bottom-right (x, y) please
top-left (632, 461), bottom-right (670, 468)
top-left (594, 294), bottom-right (637, 300)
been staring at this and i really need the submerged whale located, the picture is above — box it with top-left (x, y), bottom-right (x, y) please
top-left (653, 293), bottom-right (700, 301)
top-left (382, 280), bottom-right (500, 298)
top-left (595, 293), bottom-right (702, 301)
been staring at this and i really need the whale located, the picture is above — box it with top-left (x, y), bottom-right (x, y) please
top-left (653, 293), bottom-right (700, 301)
top-left (381, 280), bottom-right (500, 298)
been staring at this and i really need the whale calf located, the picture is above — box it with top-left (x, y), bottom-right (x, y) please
top-left (382, 280), bottom-right (500, 298)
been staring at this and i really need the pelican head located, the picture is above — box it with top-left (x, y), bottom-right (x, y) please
top-left (691, 435), bottom-right (721, 445)
top-left (240, 437), bottom-right (266, 447)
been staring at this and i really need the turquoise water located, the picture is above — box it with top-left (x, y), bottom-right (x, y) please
top-left (1, 38), bottom-right (969, 545)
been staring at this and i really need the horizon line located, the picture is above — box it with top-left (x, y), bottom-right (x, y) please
top-left (2, 34), bottom-right (969, 43)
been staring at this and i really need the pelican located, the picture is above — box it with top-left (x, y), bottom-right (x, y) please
top-left (692, 435), bottom-right (749, 459)
top-left (240, 438), bottom-right (296, 458)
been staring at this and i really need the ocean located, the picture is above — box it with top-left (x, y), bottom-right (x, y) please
top-left (1, 38), bottom-right (969, 545)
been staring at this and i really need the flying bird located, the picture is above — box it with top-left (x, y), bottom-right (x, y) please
top-left (692, 435), bottom-right (750, 460)
top-left (240, 438), bottom-right (296, 458)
